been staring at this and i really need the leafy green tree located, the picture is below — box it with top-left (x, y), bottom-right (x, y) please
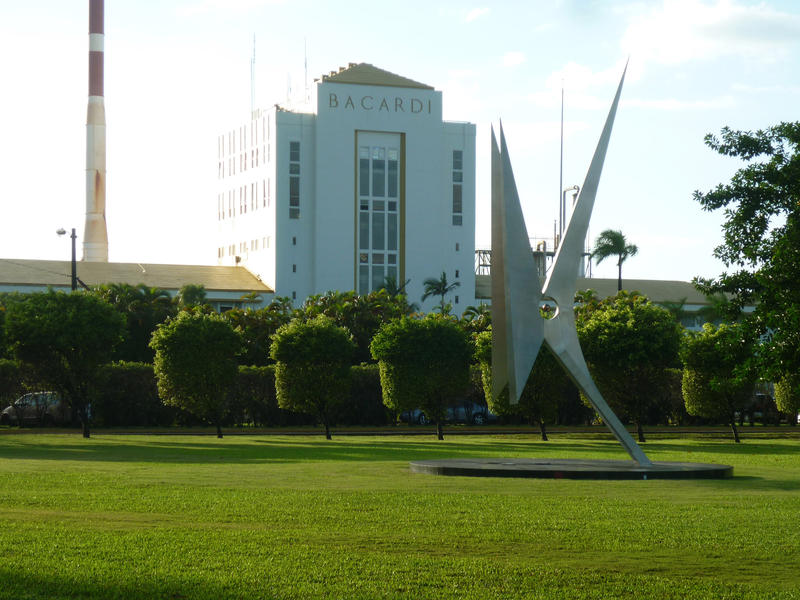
top-left (177, 284), bottom-right (208, 308)
top-left (270, 315), bottom-right (355, 439)
top-left (475, 330), bottom-right (567, 440)
top-left (223, 297), bottom-right (294, 366)
top-left (681, 323), bottom-right (757, 443)
top-left (0, 358), bottom-right (22, 411)
top-left (421, 271), bottom-right (460, 314)
top-left (92, 283), bottom-right (176, 363)
top-left (151, 311), bottom-right (241, 438)
top-left (371, 315), bottom-right (472, 440)
top-left (300, 290), bottom-right (409, 364)
top-left (591, 229), bottom-right (639, 291)
top-left (381, 275), bottom-right (410, 297)
top-left (576, 291), bottom-right (683, 442)
top-left (774, 374), bottom-right (800, 426)
top-left (4, 291), bottom-right (124, 437)
top-left (461, 303), bottom-right (492, 335)
top-left (693, 122), bottom-right (800, 386)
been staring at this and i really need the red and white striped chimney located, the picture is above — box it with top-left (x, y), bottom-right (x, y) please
top-left (83, 0), bottom-right (109, 262)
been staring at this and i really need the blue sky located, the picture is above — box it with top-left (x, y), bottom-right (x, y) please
top-left (1, 0), bottom-right (799, 284)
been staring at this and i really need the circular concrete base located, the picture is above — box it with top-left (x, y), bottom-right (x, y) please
top-left (409, 458), bottom-right (733, 480)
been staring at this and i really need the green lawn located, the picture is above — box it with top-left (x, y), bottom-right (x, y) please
top-left (0, 433), bottom-right (798, 599)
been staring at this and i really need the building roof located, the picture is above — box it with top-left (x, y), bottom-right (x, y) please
top-left (475, 275), bottom-right (713, 306)
top-left (321, 63), bottom-right (434, 90)
top-left (0, 258), bottom-right (272, 294)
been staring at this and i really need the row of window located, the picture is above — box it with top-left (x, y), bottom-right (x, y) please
top-left (217, 179), bottom-right (272, 221)
top-left (218, 145), bottom-right (271, 179)
top-left (217, 236), bottom-right (272, 259)
top-left (452, 150), bottom-right (463, 226)
top-left (217, 235), bottom-right (299, 259)
top-left (218, 118), bottom-right (271, 159)
top-left (289, 141), bottom-right (300, 219)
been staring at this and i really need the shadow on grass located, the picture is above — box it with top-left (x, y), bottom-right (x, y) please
top-left (0, 567), bottom-right (231, 600)
top-left (0, 437), bottom-right (634, 465)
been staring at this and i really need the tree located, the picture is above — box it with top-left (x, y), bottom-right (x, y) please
top-left (693, 122), bottom-right (800, 386)
top-left (4, 291), bottom-right (124, 437)
top-left (774, 373), bottom-right (800, 426)
top-left (370, 315), bottom-right (472, 440)
top-left (300, 290), bottom-right (409, 364)
top-left (475, 330), bottom-right (567, 440)
top-left (222, 297), bottom-right (294, 366)
top-left (576, 291), bottom-right (683, 442)
top-left (460, 303), bottom-right (492, 335)
top-left (176, 284), bottom-right (208, 308)
top-left (92, 283), bottom-right (176, 363)
top-left (681, 323), bottom-right (757, 443)
top-left (0, 358), bottom-right (22, 411)
top-left (591, 229), bottom-right (639, 291)
top-left (270, 315), bottom-right (355, 439)
top-left (151, 311), bottom-right (241, 438)
top-left (421, 272), bottom-right (460, 314)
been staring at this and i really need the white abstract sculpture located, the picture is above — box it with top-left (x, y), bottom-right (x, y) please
top-left (491, 65), bottom-right (651, 466)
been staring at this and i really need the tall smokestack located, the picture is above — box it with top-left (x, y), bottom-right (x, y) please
top-left (83, 0), bottom-right (108, 262)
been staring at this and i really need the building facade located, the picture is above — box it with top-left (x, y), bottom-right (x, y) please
top-left (216, 63), bottom-right (476, 310)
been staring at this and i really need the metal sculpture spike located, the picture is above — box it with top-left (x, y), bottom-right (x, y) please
top-left (491, 64), bottom-right (651, 466)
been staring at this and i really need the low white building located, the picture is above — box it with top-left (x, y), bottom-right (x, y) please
top-left (216, 63), bottom-right (476, 311)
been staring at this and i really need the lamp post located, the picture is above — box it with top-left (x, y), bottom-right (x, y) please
top-left (56, 228), bottom-right (78, 291)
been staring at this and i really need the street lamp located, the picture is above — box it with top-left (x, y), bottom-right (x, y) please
top-left (56, 228), bottom-right (77, 291)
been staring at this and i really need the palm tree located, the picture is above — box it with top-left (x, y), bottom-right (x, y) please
top-left (591, 229), bottom-right (638, 291)
top-left (422, 271), bottom-right (460, 314)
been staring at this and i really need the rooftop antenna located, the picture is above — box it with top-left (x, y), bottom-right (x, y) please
top-left (558, 79), bottom-right (564, 246)
top-left (250, 34), bottom-right (256, 118)
top-left (304, 38), bottom-right (309, 103)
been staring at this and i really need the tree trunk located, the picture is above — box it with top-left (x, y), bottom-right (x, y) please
top-left (636, 421), bottom-right (645, 443)
top-left (539, 420), bottom-right (548, 442)
top-left (729, 419), bottom-right (741, 443)
top-left (216, 422), bottom-right (223, 439)
top-left (436, 420), bottom-right (444, 441)
top-left (325, 422), bottom-right (332, 440)
top-left (79, 407), bottom-right (90, 438)
top-left (617, 262), bottom-right (623, 292)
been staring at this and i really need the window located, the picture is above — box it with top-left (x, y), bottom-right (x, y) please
top-left (455, 243), bottom-right (460, 251)
top-left (292, 264), bottom-right (297, 273)
top-left (292, 236), bottom-right (297, 246)
top-left (289, 141), bottom-right (300, 219)
top-left (455, 270), bottom-right (460, 278)
top-left (452, 150), bottom-right (463, 227)
top-left (356, 136), bottom-right (401, 294)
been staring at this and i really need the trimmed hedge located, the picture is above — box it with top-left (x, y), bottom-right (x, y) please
top-left (92, 362), bottom-right (178, 427)
top-left (0, 359), bottom-right (22, 407)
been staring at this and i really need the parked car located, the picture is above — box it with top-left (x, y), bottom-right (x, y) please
top-left (0, 392), bottom-right (70, 426)
top-left (400, 402), bottom-right (497, 425)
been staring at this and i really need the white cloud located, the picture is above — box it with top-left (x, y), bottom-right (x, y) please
top-left (731, 82), bottom-right (800, 95)
top-left (527, 61), bottom-right (628, 110)
top-left (502, 51), bottom-right (526, 67)
top-left (621, 0), bottom-right (800, 67)
top-left (465, 7), bottom-right (490, 22)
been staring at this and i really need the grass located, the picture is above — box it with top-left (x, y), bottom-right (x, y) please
top-left (0, 433), bottom-right (798, 599)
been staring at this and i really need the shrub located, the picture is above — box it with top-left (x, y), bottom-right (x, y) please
top-left (270, 316), bottom-right (355, 439)
top-left (91, 362), bottom-right (177, 427)
top-left (371, 315), bottom-right (472, 440)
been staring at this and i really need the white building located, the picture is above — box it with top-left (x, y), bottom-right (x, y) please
top-left (216, 63), bottom-right (476, 310)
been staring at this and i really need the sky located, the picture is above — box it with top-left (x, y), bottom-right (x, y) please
top-left (1, 0), bottom-right (799, 284)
